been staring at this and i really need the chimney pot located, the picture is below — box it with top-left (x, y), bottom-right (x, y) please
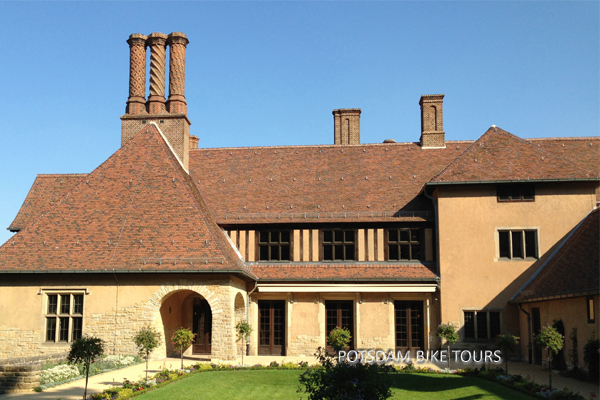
top-left (333, 108), bottom-right (361, 145)
top-left (189, 135), bottom-right (199, 149)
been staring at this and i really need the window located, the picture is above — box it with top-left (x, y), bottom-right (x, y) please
top-left (497, 184), bottom-right (535, 202)
top-left (258, 230), bottom-right (290, 261)
top-left (322, 230), bottom-right (355, 261)
top-left (464, 311), bottom-right (501, 342)
top-left (45, 293), bottom-right (84, 343)
top-left (588, 297), bottom-right (596, 324)
top-left (498, 229), bottom-right (538, 259)
top-left (387, 228), bottom-right (420, 261)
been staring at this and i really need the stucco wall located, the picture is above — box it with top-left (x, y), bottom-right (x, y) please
top-left (518, 296), bottom-right (599, 367)
top-left (436, 182), bottom-right (596, 342)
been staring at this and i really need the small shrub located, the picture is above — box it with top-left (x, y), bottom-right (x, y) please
top-left (437, 323), bottom-right (458, 369)
top-left (569, 327), bottom-right (579, 371)
top-left (33, 386), bottom-right (42, 392)
top-left (281, 362), bottom-right (300, 369)
top-left (327, 327), bottom-right (352, 353)
top-left (269, 361), bottom-right (280, 368)
top-left (535, 324), bottom-right (564, 388)
top-left (40, 364), bottom-right (81, 384)
top-left (196, 363), bottom-right (213, 371)
top-left (117, 388), bottom-right (133, 398)
top-left (171, 327), bottom-right (195, 370)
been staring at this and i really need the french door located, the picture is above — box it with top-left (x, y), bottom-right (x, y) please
top-left (325, 300), bottom-right (354, 352)
top-left (192, 298), bottom-right (212, 354)
top-left (258, 300), bottom-right (285, 355)
top-left (395, 301), bottom-right (423, 352)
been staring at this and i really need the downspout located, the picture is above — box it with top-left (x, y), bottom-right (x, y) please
top-left (518, 303), bottom-right (532, 364)
top-left (423, 187), bottom-right (443, 339)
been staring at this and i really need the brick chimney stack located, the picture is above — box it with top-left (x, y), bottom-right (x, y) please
top-left (166, 32), bottom-right (189, 114)
top-left (419, 94), bottom-right (445, 148)
top-left (333, 109), bottom-right (361, 145)
top-left (146, 32), bottom-right (169, 114)
top-left (125, 34), bottom-right (148, 115)
top-left (121, 32), bottom-right (192, 170)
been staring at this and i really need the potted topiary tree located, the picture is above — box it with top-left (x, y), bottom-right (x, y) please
top-left (495, 334), bottom-right (519, 374)
top-left (437, 323), bottom-right (458, 370)
top-left (133, 325), bottom-right (161, 380)
top-left (236, 320), bottom-right (252, 366)
top-left (328, 326), bottom-right (352, 355)
top-left (67, 336), bottom-right (105, 400)
top-left (171, 327), bottom-right (196, 370)
top-left (534, 324), bottom-right (564, 389)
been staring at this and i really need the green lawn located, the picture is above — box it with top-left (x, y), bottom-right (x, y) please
top-left (138, 370), bottom-right (536, 399)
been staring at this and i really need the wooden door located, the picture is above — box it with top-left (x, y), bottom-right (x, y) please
top-left (395, 301), bottom-right (424, 352)
top-left (258, 300), bottom-right (285, 355)
top-left (192, 298), bottom-right (212, 355)
top-left (325, 300), bottom-right (354, 352)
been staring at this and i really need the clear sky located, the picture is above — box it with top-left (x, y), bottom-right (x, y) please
top-left (0, 1), bottom-right (598, 245)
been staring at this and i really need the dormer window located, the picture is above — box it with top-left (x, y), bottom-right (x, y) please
top-left (258, 230), bottom-right (290, 261)
top-left (322, 229), bottom-right (355, 261)
top-left (497, 184), bottom-right (535, 202)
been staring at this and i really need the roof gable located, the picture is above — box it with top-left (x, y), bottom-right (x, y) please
top-left (512, 208), bottom-right (599, 302)
top-left (0, 124), bottom-right (249, 276)
top-left (430, 127), bottom-right (599, 183)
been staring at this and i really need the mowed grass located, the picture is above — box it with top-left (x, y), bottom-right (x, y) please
top-left (138, 370), bottom-right (536, 400)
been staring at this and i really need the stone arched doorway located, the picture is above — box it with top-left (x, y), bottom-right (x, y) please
top-left (158, 289), bottom-right (214, 357)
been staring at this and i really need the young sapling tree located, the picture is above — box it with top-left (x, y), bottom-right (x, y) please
top-left (133, 325), bottom-right (161, 380)
top-left (67, 336), bottom-right (105, 400)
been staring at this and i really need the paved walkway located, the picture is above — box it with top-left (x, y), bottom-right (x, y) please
top-left (1, 356), bottom-right (598, 400)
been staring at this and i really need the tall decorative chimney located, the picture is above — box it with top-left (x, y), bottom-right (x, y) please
top-left (121, 32), bottom-right (192, 170)
top-left (333, 109), bottom-right (361, 145)
top-left (419, 94), bottom-right (445, 148)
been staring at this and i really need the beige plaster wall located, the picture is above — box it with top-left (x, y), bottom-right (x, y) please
top-left (436, 182), bottom-right (596, 342)
top-left (518, 296), bottom-right (600, 366)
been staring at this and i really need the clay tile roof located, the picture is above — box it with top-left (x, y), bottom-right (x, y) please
top-left (512, 208), bottom-right (599, 303)
top-left (189, 142), bottom-right (467, 224)
top-left (8, 174), bottom-right (88, 232)
top-left (251, 262), bottom-right (438, 281)
top-left (0, 124), bottom-right (252, 277)
top-left (430, 127), bottom-right (599, 184)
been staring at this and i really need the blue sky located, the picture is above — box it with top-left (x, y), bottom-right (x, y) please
top-left (0, 1), bottom-right (598, 245)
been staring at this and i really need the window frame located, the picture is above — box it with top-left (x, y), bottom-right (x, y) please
top-left (386, 228), bottom-right (421, 261)
top-left (321, 229), bottom-right (356, 261)
top-left (497, 184), bottom-right (535, 202)
top-left (588, 297), bottom-right (596, 324)
top-left (42, 290), bottom-right (86, 344)
top-left (257, 230), bottom-right (291, 262)
top-left (496, 228), bottom-right (539, 260)
top-left (462, 309), bottom-right (502, 342)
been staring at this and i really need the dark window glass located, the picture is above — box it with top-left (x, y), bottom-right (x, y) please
top-left (525, 231), bottom-right (536, 258)
top-left (322, 230), bottom-right (355, 261)
top-left (47, 295), bottom-right (58, 314)
top-left (497, 186), bottom-right (510, 201)
top-left (497, 184), bottom-right (535, 202)
top-left (476, 312), bottom-right (488, 339)
top-left (499, 231), bottom-right (510, 258)
top-left (73, 295), bottom-right (84, 314)
top-left (489, 312), bottom-right (501, 339)
top-left (46, 318), bottom-right (56, 341)
top-left (60, 295), bottom-right (70, 314)
top-left (499, 230), bottom-right (537, 260)
top-left (59, 317), bottom-right (69, 341)
top-left (512, 231), bottom-right (523, 258)
top-left (72, 317), bottom-right (83, 341)
top-left (388, 228), bottom-right (420, 261)
top-left (258, 230), bottom-right (290, 261)
top-left (464, 312), bottom-right (475, 339)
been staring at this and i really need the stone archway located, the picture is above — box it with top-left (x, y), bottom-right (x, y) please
top-left (234, 292), bottom-right (246, 356)
top-left (146, 281), bottom-right (235, 361)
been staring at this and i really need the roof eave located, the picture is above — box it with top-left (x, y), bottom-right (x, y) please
top-left (427, 178), bottom-right (599, 186)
